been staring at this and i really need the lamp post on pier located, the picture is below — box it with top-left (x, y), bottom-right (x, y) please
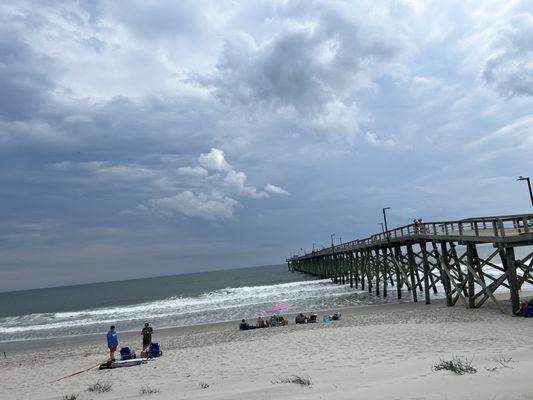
top-left (517, 176), bottom-right (533, 207)
top-left (382, 207), bottom-right (391, 242)
top-left (312, 243), bottom-right (316, 252)
top-left (378, 222), bottom-right (385, 232)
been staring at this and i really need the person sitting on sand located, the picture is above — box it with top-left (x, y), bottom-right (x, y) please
top-left (295, 313), bottom-right (307, 324)
top-left (277, 316), bottom-right (288, 326)
top-left (270, 315), bottom-right (278, 327)
top-left (331, 312), bottom-right (341, 321)
top-left (106, 325), bottom-right (119, 361)
top-left (239, 319), bottom-right (255, 330)
top-left (256, 316), bottom-right (267, 328)
top-left (141, 322), bottom-right (153, 351)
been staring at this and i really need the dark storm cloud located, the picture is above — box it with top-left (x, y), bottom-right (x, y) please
top-left (0, 0), bottom-right (532, 291)
top-left (195, 1), bottom-right (407, 116)
top-left (0, 29), bottom-right (56, 121)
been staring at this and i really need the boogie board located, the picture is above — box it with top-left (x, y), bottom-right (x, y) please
top-left (99, 358), bottom-right (153, 370)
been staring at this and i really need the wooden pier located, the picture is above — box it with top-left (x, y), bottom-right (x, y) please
top-left (288, 214), bottom-right (533, 315)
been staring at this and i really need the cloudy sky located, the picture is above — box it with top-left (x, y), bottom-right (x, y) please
top-left (1, 0), bottom-right (532, 291)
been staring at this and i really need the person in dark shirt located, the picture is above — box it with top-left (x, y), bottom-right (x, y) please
top-left (239, 319), bottom-right (249, 330)
top-left (141, 322), bottom-right (153, 351)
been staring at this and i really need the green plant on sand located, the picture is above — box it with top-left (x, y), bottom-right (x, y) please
top-left (433, 355), bottom-right (477, 375)
top-left (272, 375), bottom-right (313, 386)
top-left (87, 380), bottom-right (113, 393)
top-left (139, 384), bottom-right (160, 395)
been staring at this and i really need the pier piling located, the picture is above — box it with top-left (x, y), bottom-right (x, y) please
top-left (288, 214), bottom-right (533, 314)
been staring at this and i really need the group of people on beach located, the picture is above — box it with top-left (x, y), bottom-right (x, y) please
top-left (106, 322), bottom-right (154, 361)
top-left (239, 315), bottom-right (288, 330)
top-left (239, 312), bottom-right (340, 330)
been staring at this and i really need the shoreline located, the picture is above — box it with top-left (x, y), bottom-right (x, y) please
top-left (0, 295), bottom-right (494, 353)
top-left (3, 292), bottom-right (533, 399)
top-left (2, 288), bottom-right (529, 355)
top-left (0, 297), bottom-right (431, 353)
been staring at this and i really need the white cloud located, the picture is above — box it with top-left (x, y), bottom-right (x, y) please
top-left (124, 147), bottom-right (288, 220)
top-left (481, 13), bottom-right (533, 97)
top-left (264, 184), bottom-right (289, 195)
top-left (363, 131), bottom-right (397, 149)
top-left (224, 170), bottom-right (268, 198)
top-left (198, 148), bottom-right (232, 172)
top-left (410, 76), bottom-right (442, 95)
top-left (148, 191), bottom-right (238, 221)
top-left (177, 166), bottom-right (209, 177)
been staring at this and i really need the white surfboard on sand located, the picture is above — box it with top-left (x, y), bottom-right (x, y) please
top-left (99, 358), bottom-right (154, 369)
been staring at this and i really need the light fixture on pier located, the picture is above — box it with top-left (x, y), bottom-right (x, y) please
top-left (517, 176), bottom-right (533, 207)
top-left (378, 222), bottom-right (385, 232)
top-left (382, 207), bottom-right (391, 241)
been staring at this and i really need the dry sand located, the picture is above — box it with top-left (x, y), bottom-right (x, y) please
top-left (2, 298), bottom-right (533, 400)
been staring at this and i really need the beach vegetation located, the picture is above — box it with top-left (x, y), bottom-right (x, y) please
top-left (433, 356), bottom-right (477, 375)
top-left (62, 394), bottom-right (77, 400)
top-left (87, 380), bottom-right (113, 393)
top-left (199, 381), bottom-right (210, 389)
top-left (486, 354), bottom-right (514, 372)
top-left (139, 384), bottom-right (160, 395)
top-left (272, 375), bottom-right (313, 386)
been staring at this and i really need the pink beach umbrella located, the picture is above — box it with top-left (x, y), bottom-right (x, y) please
top-left (266, 304), bottom-right (289, 313)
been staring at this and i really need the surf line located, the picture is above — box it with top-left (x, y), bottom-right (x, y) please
top-left (49, 363), bottom-right (101, 383)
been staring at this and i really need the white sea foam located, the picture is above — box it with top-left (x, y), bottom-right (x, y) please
top-left (0, 279), bottom-right (367, 339)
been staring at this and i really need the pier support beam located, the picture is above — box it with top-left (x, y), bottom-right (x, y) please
top-left (501, 247), bottom-right (520, 315)
top-left (407, 244), bottom-right (418, 302)
top-left (420, 242), bottom-right (431, 304)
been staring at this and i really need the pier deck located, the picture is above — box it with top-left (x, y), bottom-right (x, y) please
top-left (288, 214), bottom-right (533, 315)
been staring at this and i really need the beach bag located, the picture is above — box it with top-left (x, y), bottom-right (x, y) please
top-left (149, 342), bottom-right (162, 358)
top-left (120, 347), bottom-right (136, 360)
top-left (522, 304), bottom-right (533, 317)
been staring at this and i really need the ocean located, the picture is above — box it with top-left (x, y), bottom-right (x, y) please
top-left (3, 243), bottom-right (529, 345)
top-left (0, 264), bottom-right (402, 344)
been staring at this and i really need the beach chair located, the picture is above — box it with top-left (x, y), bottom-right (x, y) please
top-left (308, 314), bottom-right (317, 323)
top-left (120, 347), bottom-right (136, 360)
top-left (148, 342), bottom-right (163, 358)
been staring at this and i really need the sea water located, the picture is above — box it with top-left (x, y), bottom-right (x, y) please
top-left (0, 264), bottom-right (399, 343)
top-left (2, 244), bottom-right (530, 344)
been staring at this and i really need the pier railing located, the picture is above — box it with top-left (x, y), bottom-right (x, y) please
top-left (295, 213), bottom-right (533, 260)
top-left (288, 213), bottom-right (533, 315)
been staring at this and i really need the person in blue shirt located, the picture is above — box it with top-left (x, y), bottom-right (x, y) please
top-left (106, 325), bottom-right (119, 361)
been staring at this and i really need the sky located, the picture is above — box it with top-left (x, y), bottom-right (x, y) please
top-left (1, 0), bottom-right (532, 292)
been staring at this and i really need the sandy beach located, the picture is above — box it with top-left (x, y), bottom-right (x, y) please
top-left (2, 297), bottom-right (533, 400)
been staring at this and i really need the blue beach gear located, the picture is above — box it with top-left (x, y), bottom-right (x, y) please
top-left (120, 347), bottom-right (136, 360)
top-left (148, 342), bottom-right (162, 358)
top-left (107, 330), bottom-right (118, 348)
